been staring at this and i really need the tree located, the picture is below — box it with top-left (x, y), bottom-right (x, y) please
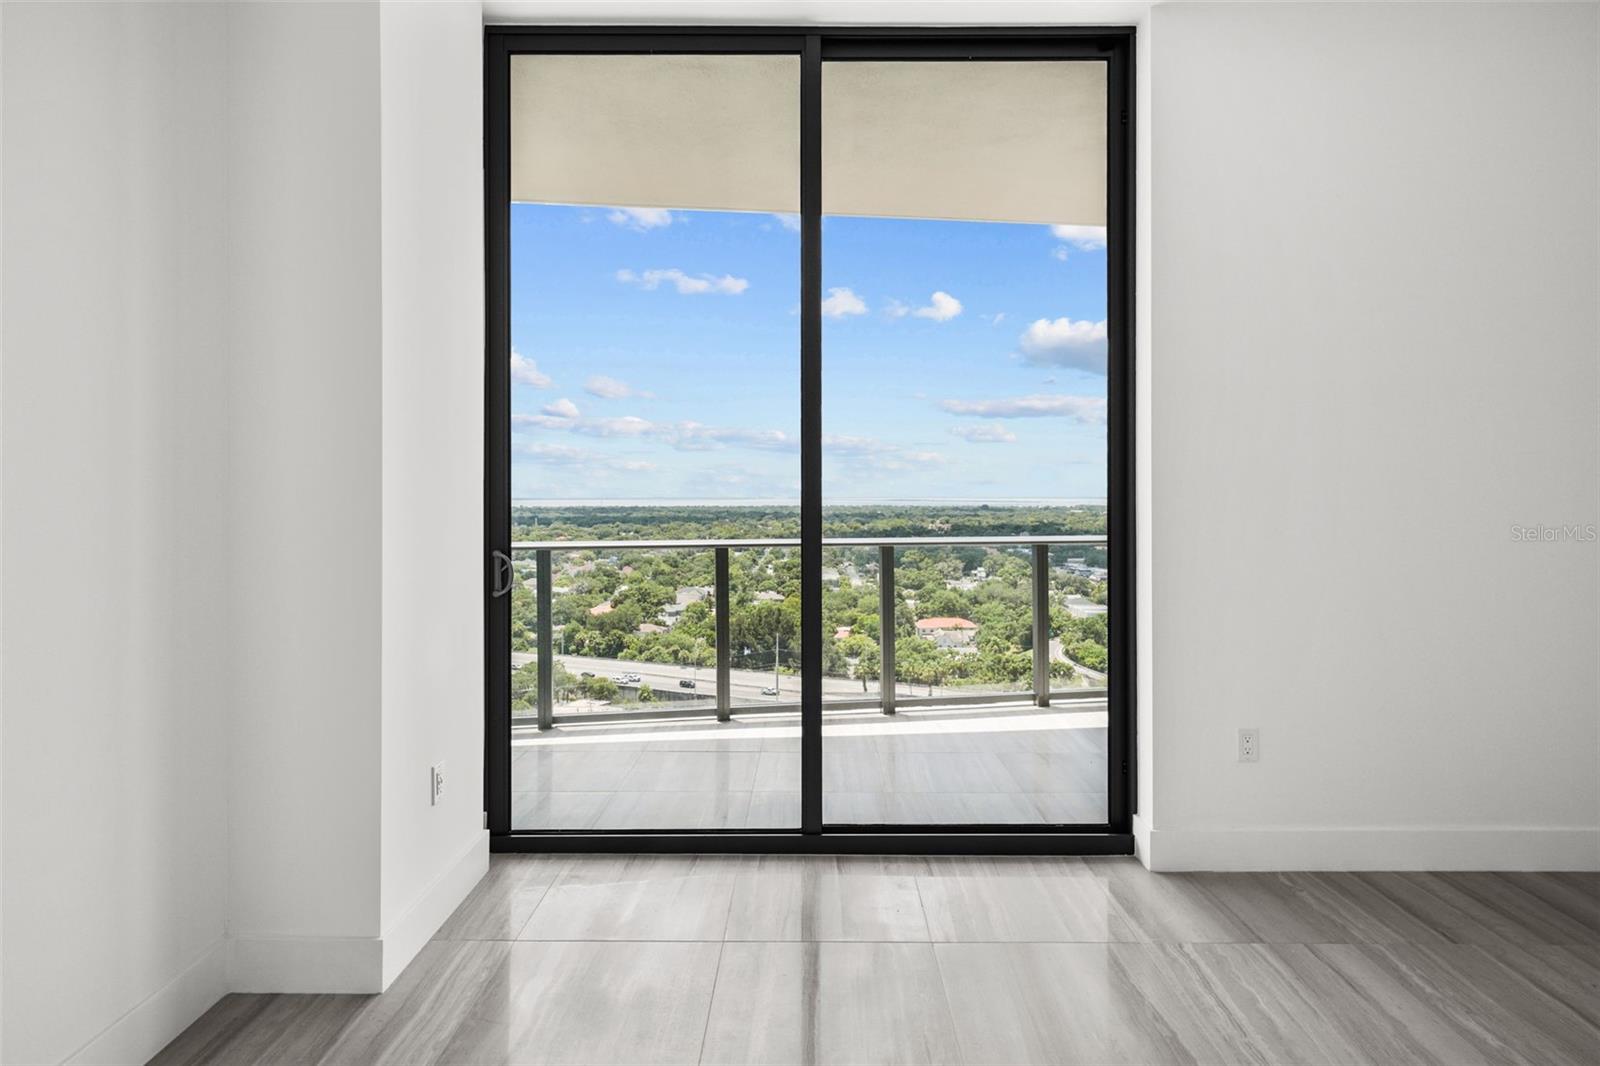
top-left (730, 599), bottom-right (799, 670)
top-left (918, 588), bottom-right (968, 620)
top-left (579, 675), bottom-right (619, 701)
top-left (1067, 639), bottom-right (1108, 672)
top-left (637, 683), bottom-right (655, 703)
top-left (837, 633), bottom-right (877, 662)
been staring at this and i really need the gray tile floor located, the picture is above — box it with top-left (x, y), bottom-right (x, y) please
top-left (153, 856), bottom-right (1600, 1065)
top-left (511, 704), bottom-right (1110, 830)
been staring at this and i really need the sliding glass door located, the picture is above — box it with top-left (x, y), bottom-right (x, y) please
top-left (485, 28), bottom-right (1133, 849)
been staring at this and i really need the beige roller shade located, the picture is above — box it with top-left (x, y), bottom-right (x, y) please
top-left (510, 54), bottom-right (1105, 227)
top-left (823, 61), bottom-right (1105, 227)
top-left (511, 54), bottom-right (801, 215)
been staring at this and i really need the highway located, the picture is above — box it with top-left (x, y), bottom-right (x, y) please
top-left (508, 651), bottom-right (987, 704)
top-left (509, 649), bottom-right (1105, 707)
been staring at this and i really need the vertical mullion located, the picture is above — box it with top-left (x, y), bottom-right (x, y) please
top-left (800, 33), bottom-right (824, 835)
top-left (484, 32), bottom-right (512, 836)
top-left (1105, 39), bottom-right (1135, 833)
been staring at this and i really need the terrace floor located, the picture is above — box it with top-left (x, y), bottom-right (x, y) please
top-left (510, 702), bottom-right (1109, 831)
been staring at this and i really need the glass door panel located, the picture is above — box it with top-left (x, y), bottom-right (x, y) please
top-left (819, 59), bottom-right (1112, 826)
top-left (507, 52), bottom-right (801, 831)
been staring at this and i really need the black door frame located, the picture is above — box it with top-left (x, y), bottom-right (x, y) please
top-left (485, 25), bottom-right (1136, 855)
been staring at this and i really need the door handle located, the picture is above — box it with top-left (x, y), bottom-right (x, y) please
top-left (490, 550), bottom-right (513, 598)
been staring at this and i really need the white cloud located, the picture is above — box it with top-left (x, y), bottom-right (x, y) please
top-left (519, 409), bottom-right (938, 469)
top-left (607, 207), bottom-right (673, 230)
top-left (821, 287), bottom-right (867, 317)
top-left (823, 433), bottom-right (891, 456)
top-left (949, 424), bottom-right (1018, 443)
top-left (575, 415), bottom-right (657, 438)
top-left (518, 441), bottom-right (658, 474)
top-left (541, 397), bottom-right (580, 419)
top-left (912, 291), bottom-right (963, 322)
top-left (1017, 316), bottom-right (1109, 374)
top-left (616, 267), bottom-right (749, 295)
top-left (939, 394), bottom-right (1107, 423)
top-left (1049, 224), bottom-right (1107, 250)
top-left (677, 424), bottom-right (797, 452)
top-left (1052, 245), bottom-right (1071, 261)
top-left (772, 213), bottom-right (801, 232)
top-left (510, 349), bottom-right (552, 388)
top-left (884, 299), bottom-right (910, 319)
top-left (584, 375), bottom-right (654, 400)
top-left (513, 413), bottom-right (649, 436)
top-left (982, 312), bottom-right (1007, 326)
top-left (823, 434), bottom-right (945, 469)
top-left (515, 411), bottom-right (796, 453)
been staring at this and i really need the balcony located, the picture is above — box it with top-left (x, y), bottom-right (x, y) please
top-left (509, 535), bottom-right (1110, 831)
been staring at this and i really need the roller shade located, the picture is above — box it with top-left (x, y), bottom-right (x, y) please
top-left (510, 54), bottom-right (1105, 227)
top-left (511, 54), bottom-right (801, 215)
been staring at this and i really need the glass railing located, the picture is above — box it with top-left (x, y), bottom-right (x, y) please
top-left (510, 534), bottom-right (1107, 728)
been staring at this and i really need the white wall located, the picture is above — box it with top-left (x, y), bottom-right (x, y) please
top-left (376, 0), bottom-right (489, 984)
top-left (2, 0), bottom-right (487, 1059)
top-left (1, 3), bottom-right (232, 1062)
top-left (1146, 1), bottom-right (1600, 870)
top-left (225, 0), bottom-right (387, 981)
top-left (226, 0), bottom-right (488, 991)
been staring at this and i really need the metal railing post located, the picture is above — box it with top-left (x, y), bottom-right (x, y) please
top-left (715, 547), bottom-right (731, 722)
top-left (536, 548), bottom-right (554, 730)
top-left (879, 544), bottom-right (896, 715)
top-left (1031, 542), bottom-right (1050, 708)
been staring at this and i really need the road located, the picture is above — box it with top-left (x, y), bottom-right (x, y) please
top-left (508, 651), bottom-right (983, 704)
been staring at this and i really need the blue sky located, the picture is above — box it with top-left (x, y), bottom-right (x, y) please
top-left (510, 203), bottom-right (1107, 504)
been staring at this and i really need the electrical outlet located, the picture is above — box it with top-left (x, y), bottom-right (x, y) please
top-left (431, 763), bottom-right (446, 805)
top-left (1238, 729), bottom-right (1259, 763)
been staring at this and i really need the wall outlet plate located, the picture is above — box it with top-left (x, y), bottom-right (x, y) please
top-left (431, 763), bottom-right (446, 805)
top-left (1238, 729), bottom-right (1259, 763)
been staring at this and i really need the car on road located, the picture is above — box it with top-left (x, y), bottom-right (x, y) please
top-left (625, 673), bottom-right (642, 683)
top-left (679, 679), bottom-right (696, 689)
top-left (761, 687), bottom-right (778, 696)
top-left (610, 675), bottom-right (628, 684)
top-left (580, 671), bottom-right (594, 678)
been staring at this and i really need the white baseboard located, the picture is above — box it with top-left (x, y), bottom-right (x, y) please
top-left (65, 938), bottom-right (229, 1066)
top-left (1142, 825), bottom-right (1600, 872)
top-left (229, 932), bottom-right (385, 994)
top-left (379, 829), bottom-right (489, 989)
top-left (226, 829), bottom-right (489, 994)
top-left (1132, 813), bottom-right (1153, 869)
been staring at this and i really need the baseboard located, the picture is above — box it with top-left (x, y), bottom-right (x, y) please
top-left (65, 938), bottom-right (229, 1066)
top-left (1142, 825), bottom-right (1600, 872)
top-left (226, 831), bottom-right (489, 995)
top-left (379, 829), bottom-right (489, 989)
top-left (1132, 812), bottom-right (1153, 869)
top-left (229, 932), bottom-right (385, 994)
